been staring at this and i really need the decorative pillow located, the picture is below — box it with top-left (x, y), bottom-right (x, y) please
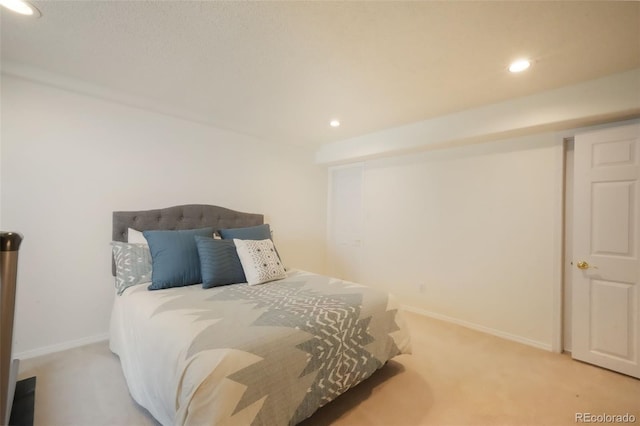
top-left (220, 223), bottom-right (284, 267)
top-left (111, 242), bottom-right (152, 295)
top-left (233, 238), bottom-right (286, 285)
top-left (143, 227), bottom-right (214, 290)
top-left (219, 224), bottom-right (271, 241)
top-left (195, 236), bottom-right (246, 288)
top-left (127, 228), bottom-right (148, 245)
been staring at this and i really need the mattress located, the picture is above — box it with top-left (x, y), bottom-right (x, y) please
top-left (110, 269), bottom-right (412, 425)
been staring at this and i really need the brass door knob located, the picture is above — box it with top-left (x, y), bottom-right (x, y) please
top-left (577, 261), bottom-right (590, 270)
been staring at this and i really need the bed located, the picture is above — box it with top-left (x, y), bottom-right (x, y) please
top-left (109, 204), bottom-right (412, 425)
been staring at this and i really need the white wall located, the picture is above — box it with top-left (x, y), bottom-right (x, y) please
top-left (0, 75), bottom-right (327, 356)
top-left (332, 133), bottom-right (563, 349)
top-left (320, 69), bottom-right (640, 352)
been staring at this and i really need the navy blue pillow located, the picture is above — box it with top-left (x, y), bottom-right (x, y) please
top-left (195, 236), bottom-right (246, 288)
top-left (219, 224), bottom-right (271, 241)
top-left (143, 227), bottom-right (214, 290)
top-left (220, 224), bottom-right (285, 266)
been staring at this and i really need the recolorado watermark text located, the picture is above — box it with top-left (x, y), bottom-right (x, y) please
top-left (576, 413), bottom-right (636, 423)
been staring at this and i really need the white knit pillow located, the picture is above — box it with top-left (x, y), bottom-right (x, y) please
top-left (233, 238), bottom-right (286, 285)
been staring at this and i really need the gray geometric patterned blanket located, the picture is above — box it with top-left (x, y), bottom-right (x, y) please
top-left (110, 270), bottom-right (412, 425)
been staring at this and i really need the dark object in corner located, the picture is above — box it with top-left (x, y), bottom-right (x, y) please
top-left (8, 376), bottom-right (35, 426)
top-left (1, 231), bottom-right (23, 425)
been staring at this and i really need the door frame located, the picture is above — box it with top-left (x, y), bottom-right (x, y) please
top-left (562, 138), bottom-right (575, 353)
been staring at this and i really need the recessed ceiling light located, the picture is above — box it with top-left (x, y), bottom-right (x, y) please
top-left (0, 0), bottom-right (41, 17)
top-left (329, 119), bottom-right (340, 128)
top-left (509, 59), bottom-right (531, 73)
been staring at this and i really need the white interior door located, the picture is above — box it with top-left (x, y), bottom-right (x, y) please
top-left (572, 123), bottom-right (640, 378)
top-left (327, 164), bottom-right (363, 282)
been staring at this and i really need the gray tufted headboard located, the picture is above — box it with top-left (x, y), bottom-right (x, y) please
top-left (112, 204), bottom-right (263, 275)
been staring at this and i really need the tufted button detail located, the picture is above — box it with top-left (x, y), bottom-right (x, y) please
top-left (133, 216), bottom-right (139, 222)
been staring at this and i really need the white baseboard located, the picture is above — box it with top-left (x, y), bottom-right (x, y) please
top-left (401, 305), bottom-right (552, 352)
top-left (14, 333), bottom-right (110, 360)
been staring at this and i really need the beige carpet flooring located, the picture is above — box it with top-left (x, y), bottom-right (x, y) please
top-left (17, 311), bottom-right (640, 425)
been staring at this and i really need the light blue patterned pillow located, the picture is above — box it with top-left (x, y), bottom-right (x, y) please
top-left (111, 242), bottom-right (152, 295)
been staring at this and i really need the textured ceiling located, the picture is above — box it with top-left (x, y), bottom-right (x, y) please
top-left (1, 1), bottom-right (639, 148)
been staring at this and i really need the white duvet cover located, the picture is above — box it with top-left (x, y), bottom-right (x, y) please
top-left (110, 270), bottom-right (411, 425)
